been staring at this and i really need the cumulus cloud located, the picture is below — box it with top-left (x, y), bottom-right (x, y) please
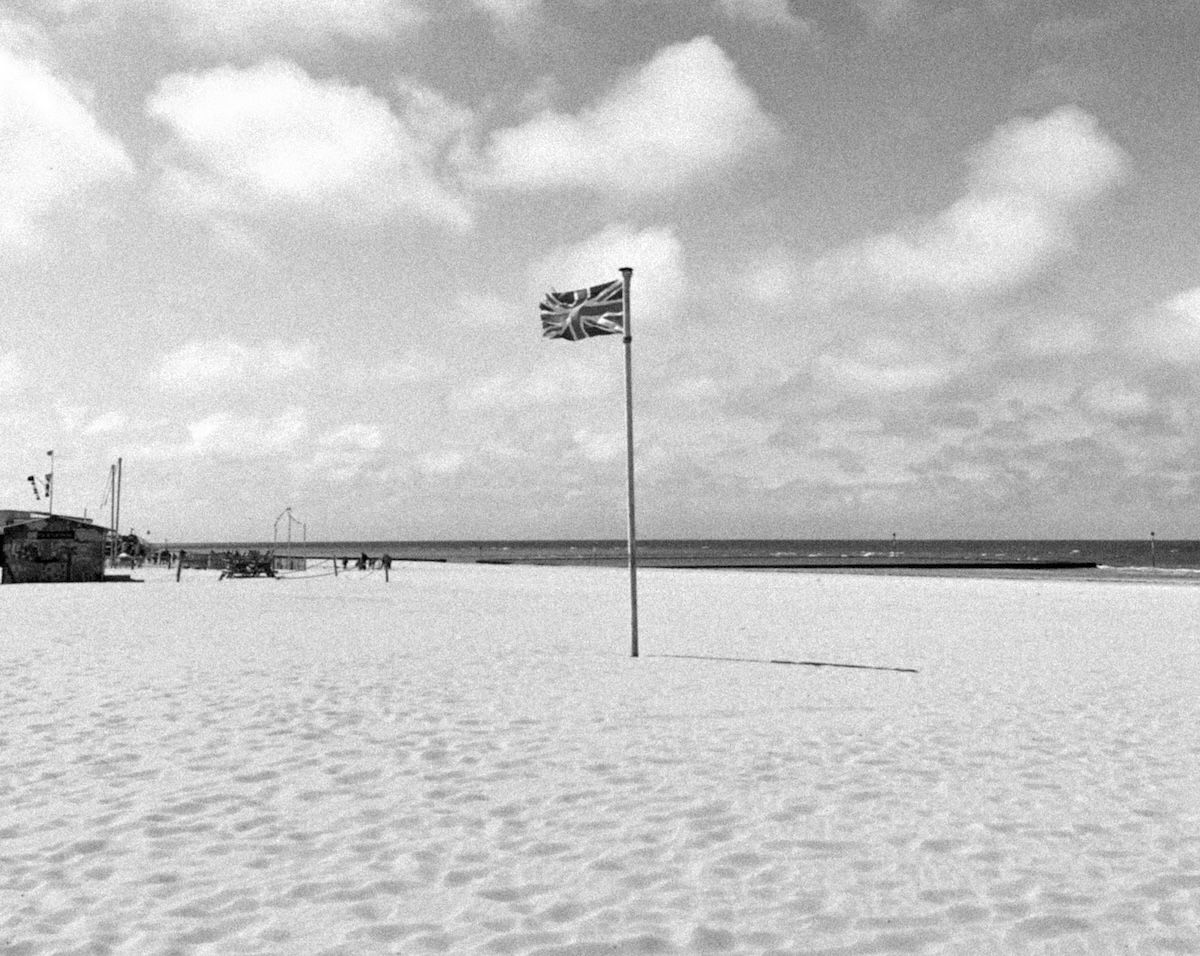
top-left (482, 36), bottom-right (779, 197)
top-left (968, 107), bottom-right (1125, 205)
top-left (531, 223), bottom-right (687, 323)
top-left (148, 61), bottom-right (472, 229)
top-left (0, 42), bottom-right (133, 249)
top-left (800, 107), bottom-right (1128, 305)
top-left (157, 338), bottom-right (314, 390)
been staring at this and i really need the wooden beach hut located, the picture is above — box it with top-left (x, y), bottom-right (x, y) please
top-left (0, 511), bottom-right (109, 584)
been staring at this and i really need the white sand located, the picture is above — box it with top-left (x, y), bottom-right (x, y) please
top-left (3, 563), bottom-right (1200, 955)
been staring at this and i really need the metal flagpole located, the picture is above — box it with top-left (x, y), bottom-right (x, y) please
top-left (619, 267), bottom-right (639, 658)
top-left (47, 450), bottom-right (54, 516)
top-left (115, 457), bottom-right (122, 540)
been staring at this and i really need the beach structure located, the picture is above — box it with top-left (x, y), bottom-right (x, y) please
top-left (0, 510), bottom-right (109, 584)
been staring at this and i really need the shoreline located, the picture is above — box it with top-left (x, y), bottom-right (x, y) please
top-left (162, 537), bottom-right (1200, 575)
top-left (151, 550), bottom-right (1200, 589)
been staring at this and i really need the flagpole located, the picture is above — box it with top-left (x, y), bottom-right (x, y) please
top-left (619, 267), bottom-right (639, 658)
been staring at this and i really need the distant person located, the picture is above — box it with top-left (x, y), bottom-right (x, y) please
top-left (341, 557), bottom-right (348, 570)
top-left (381, 553), bottom-right (392, 571)
top-left (357, 553), bottom-right (368, 570)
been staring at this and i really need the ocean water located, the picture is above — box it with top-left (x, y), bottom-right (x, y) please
top-left (173, 538), bottom-right (1200, 574)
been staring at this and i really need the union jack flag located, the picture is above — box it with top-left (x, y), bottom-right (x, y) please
top-left (540, 278), bottom-right (624, 341)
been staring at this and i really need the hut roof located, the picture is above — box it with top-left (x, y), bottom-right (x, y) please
top-left (0, 511), bottom-right (108, 533)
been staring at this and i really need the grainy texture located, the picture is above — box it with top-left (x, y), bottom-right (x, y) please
top-left (3, 564), bottom-right (1199, 954)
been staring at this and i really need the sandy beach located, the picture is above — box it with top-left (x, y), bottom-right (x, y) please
top-left (3, 563), bottom-right (1200, 954)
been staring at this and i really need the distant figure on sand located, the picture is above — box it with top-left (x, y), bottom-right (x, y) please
top-left (357, 553), bottom-right (368, 570)
top-left (381, 554), bottom-right (392, 571)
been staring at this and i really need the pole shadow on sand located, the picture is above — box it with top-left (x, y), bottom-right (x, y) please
top-left (648, 653), bottom-right (919, 675)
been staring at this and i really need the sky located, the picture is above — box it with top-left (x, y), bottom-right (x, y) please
top-left (3, 0), bottom-right (1200, 542)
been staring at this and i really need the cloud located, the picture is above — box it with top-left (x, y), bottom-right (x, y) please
top-left (130, 408), bottom-right (308, 460)
top-left (318, 423), bottom-right (383, 451)
top-left (572, 427), bottom-right (622, 463)
top-left (968, 107), bottom-right (1125, 206)
top-left (1015, 314), bottom-right (1098, 358)
top-left (0, 14), bottom-right (54, 60)
top-left (27, 0), bottom-right (424, 50)
top-left (453, 361), bottom-right (614, 413)
top-left (377, 353), bottom-right (449, 384)
top-left (0, 42), bottom-right (134, 249)
top-left (393, 78), bottom-right (477, 168)
top-left (173, 0), bottom-right (424, 48)
top-left (1082, 380), bottom-right (1151, 419)
top-left (466, 0), bottom-right (542, 23)
top-left (416, 449), bottom-right (466, 476)
top-left (455, 293), bottom-right (523, 328)
top-left (0, 351), bottom-right (29, 393)
top-left (799, 107), bottom-right (1128, 305)
top-left (311, 423), bottom-right (384, 480)
top-left (531, 223), bottom-right (687, 322)
top-left (83, 411), bottom-right (127, 434)
top-left (715, 0), bottom-right (814, 32)
top-left (481, 36), bottom-right (779, 197)
top-left (814, 354), bottom-right (955, 395)
top-left (157, 338), bottom-right (314, 390)
top-left (1130, 286), bottom-right (1200, 363)
top-left (148, 61), bottom-right (472, 229)
top-left (1032, 12), bottom-right (1123, 52)
top-left (186, 408), bottom-right (307, 457)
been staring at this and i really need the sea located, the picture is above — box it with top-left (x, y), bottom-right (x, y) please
top-left (172, 539), bottom-right (1200, 581)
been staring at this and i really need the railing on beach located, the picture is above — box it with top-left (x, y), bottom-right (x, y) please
top-left (173, 551), bottom-right (306, 572)
top-left (168, 551), bottom-right (396, 581)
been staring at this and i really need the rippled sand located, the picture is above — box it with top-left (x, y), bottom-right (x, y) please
top-left (3, 563), bottom-right (1200, 954)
